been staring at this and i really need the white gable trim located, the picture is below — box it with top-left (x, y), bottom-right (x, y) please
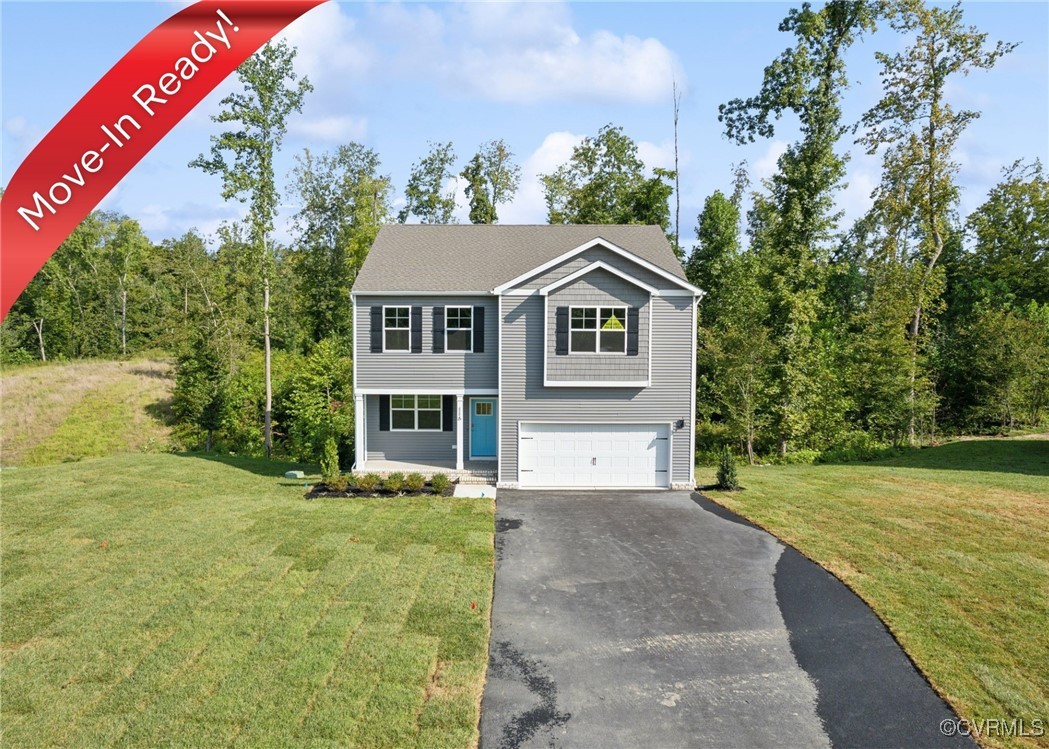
top-left (538, 261), bottom-right (659, 296)
top-left (491, 236), bottom-right (702, 295)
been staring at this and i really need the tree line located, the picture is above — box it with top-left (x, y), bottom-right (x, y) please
top-left (2, 0), bottom-right (1045, 468)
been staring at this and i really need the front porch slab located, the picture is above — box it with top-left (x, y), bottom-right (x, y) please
top-left (355, 459), bottom-right (497, 485)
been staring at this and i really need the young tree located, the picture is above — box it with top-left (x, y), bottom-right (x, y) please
top-left (291, 144), bottom-right (392, 342)
top-left (105, 217), bottom-right (151, 356)
top-left (460, 139), bottom-right (521, 224)
top-left (541, 124), bottom-right (677, 251)
top-left (172, 330), bottom-right (228, 452)
top-left (857, 0), bottom-right (1016, 442)
top-left (399, 141), bottom-right (458, 224)
top-left (190, 41), bottom-right (312, 458)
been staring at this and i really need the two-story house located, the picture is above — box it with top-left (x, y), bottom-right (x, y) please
top-left (351, 224), bottom-right (703, 489)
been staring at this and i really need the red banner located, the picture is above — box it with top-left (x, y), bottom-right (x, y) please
top-left (0, 0), bottom-right (328, 321)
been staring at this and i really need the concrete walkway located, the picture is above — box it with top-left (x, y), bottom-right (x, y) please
top-left (480, 490), bottom-right (973, 749)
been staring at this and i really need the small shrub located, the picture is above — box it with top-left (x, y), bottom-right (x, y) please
top-left (384, 472), bottom-right (405, 494)
top-left (404, 472), bottom-right (426, 493)
top-left (716, 447), bottom-right (739, 490)
top-left (326, 474), bottom-right (349, 493)
top-left (430, 473), bottom-right (451, 495)
top-left (355, 472), bottom-right (381, 493)
top-left (320, 437), bottom-right (340, 481)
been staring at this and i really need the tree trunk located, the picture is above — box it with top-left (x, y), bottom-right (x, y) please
top-left (673, 81), bottom-right (681, 255)
top-left (121, 286), bottom-right (128, 357)
top-left (746, 433), bottom-right (755, 465)
top-left (32, 318), bottom-right (46, 362)
top-left (206, 430), bottom-right (213, 453)
top-left (263, 258), bottom-right (273, 460)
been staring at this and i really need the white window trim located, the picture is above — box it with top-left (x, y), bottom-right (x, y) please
top-left (444, 305), bottom-right (474, 353)
top-left (568, 305), bottom-right (628, 355)
top-left (390, 394), bottom-right (443, 432)
top-left (383, 305), bottom-right (410, 352)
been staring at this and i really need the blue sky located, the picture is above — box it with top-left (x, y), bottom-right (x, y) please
top-left (2, 1), bottom-right (1047, 251)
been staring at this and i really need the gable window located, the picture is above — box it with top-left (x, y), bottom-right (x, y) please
top-left (446, 306), bottom-right (473, 352)
top-left (384, 307), bottom-right (410, 351)
top-left (390, 394), bottom-right (442, 431)
top-left (570, 306), bottom-right (626, 353)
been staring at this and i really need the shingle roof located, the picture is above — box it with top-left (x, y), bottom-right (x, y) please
top-left (352, 224), bottom-right (686, 293)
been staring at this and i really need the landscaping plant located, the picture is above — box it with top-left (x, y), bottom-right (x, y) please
top-left (716, 446), bottom-right (739, 490)
top-left (404, 472), bottom-right (426, 493)
top-left (383, 472), bottom-right (404, 495)
top-left (430, 473), bottom-right (451, 495)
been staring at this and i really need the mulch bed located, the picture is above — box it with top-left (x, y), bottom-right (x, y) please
top-left (306, 482), bottom-right (456, 499)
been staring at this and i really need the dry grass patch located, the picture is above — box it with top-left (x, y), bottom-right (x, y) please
top-left (702, 439), bottom-right (1049, 749)
top-left (0, 359), bottom-right (173, 465)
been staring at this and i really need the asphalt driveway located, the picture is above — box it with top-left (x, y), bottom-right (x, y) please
top-left (480, 490), bottom-right (973, 749)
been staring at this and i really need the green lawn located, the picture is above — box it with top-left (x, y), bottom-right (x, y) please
top-left (1, 453), bottom-right (494, 749)
top-left (701, 439), bottom-right (1049, 749)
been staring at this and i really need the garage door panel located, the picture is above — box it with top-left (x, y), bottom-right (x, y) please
top-left (519, 423), bottom-right (669, 488)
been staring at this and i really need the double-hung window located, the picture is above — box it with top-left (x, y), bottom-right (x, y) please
top-left (384, 307), bottom-right (410, 351)
top-left (570, 306), bottom-right (627, 353)
top-left (446, 306), bottom-right (473, 352)
top-left (390, 395), bottom-right (442, 431)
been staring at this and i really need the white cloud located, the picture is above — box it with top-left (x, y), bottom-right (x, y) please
top-left (499, 131), bottom-right (582, 224)
top-left (3, 116), bottom-right (45, 160)
top-left (289, 115), bottom-right (368, 142)
top-left (370, 1), bottom-right (683, 105)
top-left (277, 2), bottom-right (373, 84)
top-left (755, 140), bottom-right (788, 181)
top-left (637, 140), bottom-right (675, 173)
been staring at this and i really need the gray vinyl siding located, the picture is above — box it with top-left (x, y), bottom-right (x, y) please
top-left (519, 246), bottom-right (676, 290)
top-left (546, 269), bottom-right (650, 383)
top-left (354, 295), bottom-right (497, 390)
top-left (499, 294), bottom-right (694, 485)
top-left (364, 395), bottom-right (456, 463)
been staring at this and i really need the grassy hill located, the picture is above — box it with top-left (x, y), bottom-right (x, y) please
top-left (0, 358), bottom-right (174, 467)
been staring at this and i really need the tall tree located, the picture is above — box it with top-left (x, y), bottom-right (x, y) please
top-left (460, 139), bottom-right (521, 225)
top-left (541, 124), bottom-right (677, 252)
top-left (686, 190), bottom-right (740, 314)
top-left (720, 0), bottom-right (878, 454)
top-left (291, 144), bottom-right (392, 342)
top-left (190, 40), bottom-right (312, 458)
top-left (857, 0), bottom-right (1015, 442)
top-left (399, 142), bottom-right (458, 224)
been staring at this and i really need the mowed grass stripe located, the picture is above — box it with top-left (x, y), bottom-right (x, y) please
top-left (703, 439), bottom-right (1049, 749)
top-left (1, 454), bottom-right (494, 749)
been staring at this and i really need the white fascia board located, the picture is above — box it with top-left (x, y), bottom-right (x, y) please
top-left (541, 380), bottom-right (651, 388)
top-left (354, 388), bottom-right (498, 395)
top-left (538, 261), bottom-right (659, 296)
top-left (351, 290), bottom-right (493, 297)
top-left (491, 236), bottom-right (704, 295)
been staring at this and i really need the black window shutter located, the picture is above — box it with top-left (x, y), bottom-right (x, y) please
top-left (379, 395), bottom-right (390, 431)
top-left (442, 395), bottom-right (454, 431)
top-left (370, 307), bottom-right (383, 353)
top-left (432, 307), bottom-right (445, 353)
top-left (473, 306), bottom-right (485, 353)
top-left (410, 306), bottom-right (423, 353)
top-left (627, 308), bottom-right (640, 356)
top-left (555, 307), bottom-right (569, 355)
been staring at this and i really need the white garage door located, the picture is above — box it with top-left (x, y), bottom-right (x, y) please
top-left (518, 423), bottom-right (670, 488)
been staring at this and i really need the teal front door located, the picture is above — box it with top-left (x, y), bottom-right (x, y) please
top-left (470, 399), bottom-right (497, 458)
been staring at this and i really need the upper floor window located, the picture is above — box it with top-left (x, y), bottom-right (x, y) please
top-left (446, 306), bottom-right (473, 352)
top-left (385, 306), bottom-right (410, 351)
top-left (571, 306), bottom-right (626, 353)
